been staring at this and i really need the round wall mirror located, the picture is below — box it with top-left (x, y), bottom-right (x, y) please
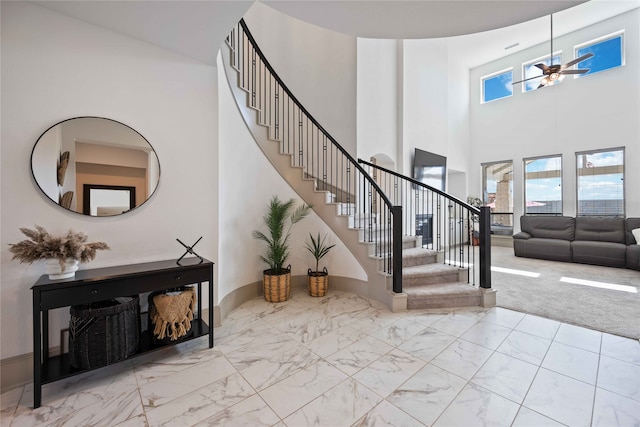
top-left (31, 117), bottom-right (160, 216)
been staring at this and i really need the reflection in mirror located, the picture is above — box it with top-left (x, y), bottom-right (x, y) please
top-left (83, 184), bottom-right (136, 216)
top-left (31, 117), bottom-right (160, 216)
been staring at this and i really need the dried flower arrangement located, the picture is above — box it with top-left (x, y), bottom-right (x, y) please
top-left (9, 225), bottom-right (110, 270)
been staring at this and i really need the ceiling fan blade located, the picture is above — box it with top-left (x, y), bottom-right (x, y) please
top-left (563, 52), bottom-right (594, 68)
top-left (537, 83), bottom-right (545, 89)
top-left (512, 75), bottom-right (544, 85)
top-left (560, 69), bottom-right (589, 75)
top-left (535, 63), bottom-right (550, 72)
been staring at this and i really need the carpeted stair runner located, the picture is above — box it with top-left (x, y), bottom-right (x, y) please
top-left (401, 242), bottom-right (482, 309)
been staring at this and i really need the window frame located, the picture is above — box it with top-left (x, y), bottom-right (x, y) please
top-left (574, 30), bottom-right (625, 79)
top-left (523, 154), bottom-right (563, 216)
top-left (481, 67), bottom-right (513, 104)
top-left (575, 147), bottom-right (625, 217)
top-left (482, 160), bottom-right (514, 235)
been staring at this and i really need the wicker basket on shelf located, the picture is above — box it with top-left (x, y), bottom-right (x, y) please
top-left (148, 286), bottom-right (196, 345)
top-left (69, 296), bottom-right (140, 369)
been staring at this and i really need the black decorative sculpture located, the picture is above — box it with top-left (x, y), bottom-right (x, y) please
top-left (176, 236), bottom-right (203, 265)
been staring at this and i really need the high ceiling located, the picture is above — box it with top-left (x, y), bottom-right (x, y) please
top-left (32, 0), bottom-right (639, 68)
top-left (262, 1), bottom-right (586, 39)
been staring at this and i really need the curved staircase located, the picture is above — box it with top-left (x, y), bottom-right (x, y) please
top-left (221, 20), bottom-right (494, 311)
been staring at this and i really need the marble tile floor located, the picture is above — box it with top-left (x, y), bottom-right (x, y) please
top-left (2, 290), bottom-right (639, 427)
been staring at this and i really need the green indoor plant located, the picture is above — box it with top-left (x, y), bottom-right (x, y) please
top-left (252, 196), bottom-right (311, 302)
top-left (8, 225), bottom-right (110, 279)
top-left (466, 196), bottom-right (483, 246)
top-left (305, 232), bottom-right (336, 297)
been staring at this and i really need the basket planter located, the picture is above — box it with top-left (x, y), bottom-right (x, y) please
top-left (263, 267), bottom-right (291, 302)
top-left (148, 286), bottom-right (196, 345)
top-left (307, 268), bottom-right (329, 297)
top-left (69, 296), bottom-right (140, 369)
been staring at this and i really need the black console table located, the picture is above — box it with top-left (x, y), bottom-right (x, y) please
top-left (31, 257), bottom-right (214, 408)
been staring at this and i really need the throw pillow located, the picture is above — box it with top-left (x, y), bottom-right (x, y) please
top-left (633, 228), bottom-right (640, 245)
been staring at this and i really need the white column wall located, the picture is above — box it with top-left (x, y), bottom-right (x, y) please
top-left (402, 39), bottom-right (449, 177)
top-left (356, 39), bottom-right (399, 164)
top-left (1, 2), bottom-right (218, 359)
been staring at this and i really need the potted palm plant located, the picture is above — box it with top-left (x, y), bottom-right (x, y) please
top-left (253, 196), bottom-right (311, 302)
top-left (305, 233), bottom-right (336, 297)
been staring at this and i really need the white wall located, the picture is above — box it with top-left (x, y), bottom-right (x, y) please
top-left (1, 2), bottom-right (218, 359)
top-left (357, 37), bottom-right (471, 190)
top-left (469, 9), bottom-right (640, 223)
top-left (217, 53), bottom-right (366, 302)
top-left (402, 39), bottom-right (450, 177)
top-left (357, 39), bottom-right (400, 165)
top-left (243, 2), bottom-right (358, 156)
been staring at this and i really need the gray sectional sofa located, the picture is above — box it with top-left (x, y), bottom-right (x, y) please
top-left (513, 216), bottom-right (640, 270)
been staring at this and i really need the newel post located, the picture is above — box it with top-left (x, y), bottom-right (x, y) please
top-left (479, 206), bottom-right (492, 289)
top-left (392, 205), bottom-right (403, 293)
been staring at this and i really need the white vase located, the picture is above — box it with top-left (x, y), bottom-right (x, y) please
top-left (45, 258), bottom-right (79, 280)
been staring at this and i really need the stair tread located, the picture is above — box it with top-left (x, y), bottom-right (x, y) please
top-left (403, 263), bottom-right (461, 277)
top-left (404, 282), bottom-right (480, 297)
top-left (402, 247), bottom-right (438, 258)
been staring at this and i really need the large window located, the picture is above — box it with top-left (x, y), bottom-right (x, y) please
top-left (482, 161), bottom-right (513, 235)
top-left (522, 54), bottom-right (562, 92)
top-left (481, 69), bottom-right (513, 103)
top-left (576, 148), bottom-right (624, 216)
top-left (575, 32), bottom-right (624, 77)
top-left (524, 155), bottom-right (562, 215)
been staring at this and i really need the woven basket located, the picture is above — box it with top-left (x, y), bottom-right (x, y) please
top-left (308, 268), bottom-right (329, 297)
top-left (148, 287), bottom-right (195, 345)
top-left (263, 267), bottom-right (291, 302)
top-left (69, 296), bottom-right (140, 369)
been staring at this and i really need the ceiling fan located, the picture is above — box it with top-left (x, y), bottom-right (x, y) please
top-left (512, 14), bottom-right (594, 88)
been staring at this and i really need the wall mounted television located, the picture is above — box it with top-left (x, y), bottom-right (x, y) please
top-left (413, 148), bottom-right (446, 191)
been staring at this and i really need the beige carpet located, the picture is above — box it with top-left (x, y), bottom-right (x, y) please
top-left (491, 246), bottom-right (640, 340)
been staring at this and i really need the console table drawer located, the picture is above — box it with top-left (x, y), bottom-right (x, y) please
top-left (39, 266), bottom-right (210, 309)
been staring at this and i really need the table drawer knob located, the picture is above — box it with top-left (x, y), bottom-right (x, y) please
top-left (175, 275), bottom-right (181, 280)
top-left (91, 289), bottom-right (98, 295)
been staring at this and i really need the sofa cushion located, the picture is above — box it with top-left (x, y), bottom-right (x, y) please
top-left (520, 216), bottom-right (575, 241)
top-left (574, 217), bottom-right (625, 244)
top-left (627, 245), bottom-right (640, 270)
top-left (626, 218), bottom-right (640, 245)
top-left (514, 238), bottom-right (572, 262)
top-left (572, 241), bottom-right (627, 268)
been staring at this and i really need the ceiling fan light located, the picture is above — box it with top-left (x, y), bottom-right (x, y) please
top-left (558, 74), bottom-right (566, 82)
top-left (541, 77), bottom-right (549, 86)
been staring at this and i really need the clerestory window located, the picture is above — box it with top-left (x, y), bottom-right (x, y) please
top-left (481, 69), bottom-right (513, 103)
top-left (522, 54), bottom-right (562, 92)
top-left (575, 32), bottom-right (624, 78)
